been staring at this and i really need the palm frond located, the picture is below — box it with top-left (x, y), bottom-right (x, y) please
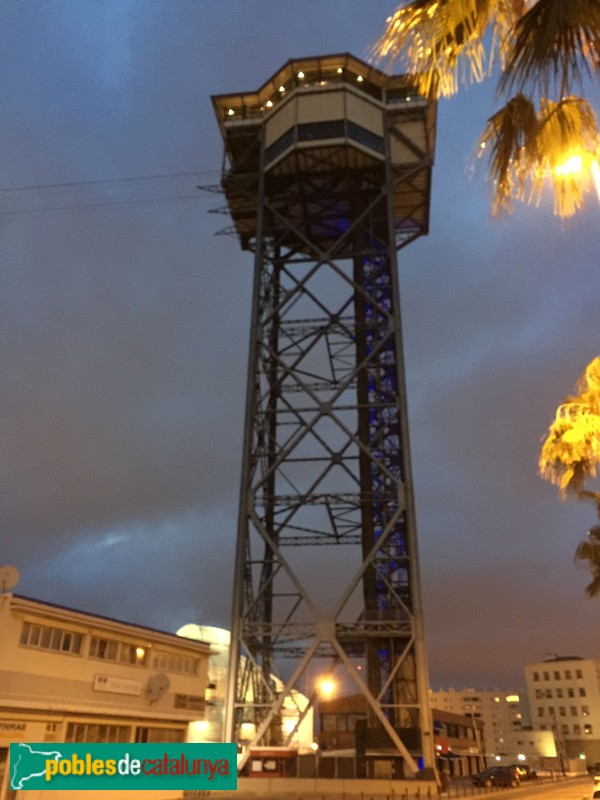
top-left (575, 540), bottom-right (600, 597)
top-left (479, 93), bottom-right (539, 214)
top-left (481, 95), bottom-right (599, 217)
top-left (372, 0), bottom-right (493, 97)
top-left (539, 356), bottom-right (600, 499)
top-left (500, 0), bottom-right (600, 97)
top-left (531, 97), bottom-right (600, 217)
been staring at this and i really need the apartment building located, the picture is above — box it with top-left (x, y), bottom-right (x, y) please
top-left (0, 592), bottom-right (211, 800)
top-left (524, 656), bottom-right (600, 763)
top-left (429, 688), bottom-right (526, 757)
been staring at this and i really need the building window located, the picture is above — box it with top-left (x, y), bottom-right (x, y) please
top-left (545, 689), bottom-right (553, 698)
top-left (321, 715), bottom-right (338, 732)
top-left (559, 707), bottom-right (566, 717)
top-left (557, 689), bottom-right (564, 698)
top-left (554, 671), bottom-right (561, 680)
top-left (89, 637), bottom-right (147, 666)
top-left (538, 708), bottom-right (545, 717)
top-left (151, 651), bottom-right (198, 675)
top-left (20, 622), bottom-right (83, 655)
top-left (576, 670), bottom-right (583, 679)
top-left (66, 723), bottom-right (130, 742)
top-left (571, 706), bottom-right (578, 715)
top-left (568, 688), bottom-right (575, 698)
top-left (135, 727), bottom-right (185, 743)
top-left (565, 670), bottom-right (572, 679)
top-left (585, 724), bottom-right (593, 735)
top-left (562, 724), bottom-right (569, 734)
top-left (533, 672), bottom-right (540, 681)
top-left (348, 714), bottom-right (364, 732)
top-left (543, 671), bottom-right (550, 680)
top-left (535, 689), bottom-right (544, 699)
top-left (582, 706), bottom-right (590, 715)
top-left (174, 694), bottom-right (205, 712)
top-left (574, 724), bottom-right (581, 735)
top-left (549, 706), bottom-right (555, 716)
top-left (44, 722), bottom-right (59, 742)
top-left (580, 688), bottom-right (587, 697)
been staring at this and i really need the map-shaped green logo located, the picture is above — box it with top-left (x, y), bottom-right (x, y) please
top-left (10, 743), bottom-right (62, 789)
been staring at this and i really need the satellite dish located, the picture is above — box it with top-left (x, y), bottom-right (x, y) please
top-left (0, 566), bottom-right (20, 593)
top-left (146, 673), bottom-right (170, 701)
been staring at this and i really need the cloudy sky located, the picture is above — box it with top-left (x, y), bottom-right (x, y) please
top-left (1, 0), bottom-right (599, 692)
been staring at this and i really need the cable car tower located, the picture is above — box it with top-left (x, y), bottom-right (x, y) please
top-left (212, 54), bottom-right (436, 777)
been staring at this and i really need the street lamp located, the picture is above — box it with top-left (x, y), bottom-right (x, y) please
top-left (316, 677), bottom-right (337, 699)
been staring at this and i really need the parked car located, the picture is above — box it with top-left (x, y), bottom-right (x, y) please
top-left (472, 767), bottom-right (520, 788)
top-left (509, 763), bottom-right (536, 780)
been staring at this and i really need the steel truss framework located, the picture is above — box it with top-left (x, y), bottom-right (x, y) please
top-left (215, 63), bottom-right (436, 778)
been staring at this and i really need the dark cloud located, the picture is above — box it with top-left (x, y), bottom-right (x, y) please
top-left (0, 0), bottom-right (598, 693)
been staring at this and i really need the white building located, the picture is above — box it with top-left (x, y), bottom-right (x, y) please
top-left (177, 624), bottom-right (315, 753)
top-left (524, 655), bottom-right (600, 764)
top-left (429, 688), bottom-right (526, 758)
top-left (0, 592), bottom-right (211, 800)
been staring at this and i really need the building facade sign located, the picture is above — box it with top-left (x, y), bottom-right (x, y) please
top-left (93, 674), bottom-right (142, 696)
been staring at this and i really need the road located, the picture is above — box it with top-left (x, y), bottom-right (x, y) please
top-left (449, 776), bottom-right (593, 800)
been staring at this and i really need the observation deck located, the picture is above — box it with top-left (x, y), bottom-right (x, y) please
top-left (212, 53), bottom-right (436, 252)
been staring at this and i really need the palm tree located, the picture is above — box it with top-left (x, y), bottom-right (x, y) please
top-left (372, 0), bottom-right (600, 217)
top-left (539, 356), bottom-right (600, 595)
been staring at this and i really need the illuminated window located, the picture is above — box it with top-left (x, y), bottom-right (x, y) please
top-left (89, 637), bottom-right (147, 666)
top-left (20, 622), bottom-right (83, 655)
top-left (585, 724), bottom-right (593, 734)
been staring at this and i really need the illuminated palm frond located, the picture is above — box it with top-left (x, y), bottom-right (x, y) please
top-left (500, 0), bottom-right (600, 97)
top-left (372, 0), bottom-right (525, 97)
top-left (481, 95), bottom-right (599, 217)
top-left (479, 93), bottom-right (539, 214)
top-left (372, 0), bottom-right (600, 217)
top-left (539, 356), bottom-right (600, 499)
top-left (372, 0), bottom-right (490, 97)
top-left (532, 97), bottom-right (600, 217)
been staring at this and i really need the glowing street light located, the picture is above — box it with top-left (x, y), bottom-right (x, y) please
top-left (554, 149), bottom-right (600, 199)
top-left (316, 676), bottom-right (337, 699)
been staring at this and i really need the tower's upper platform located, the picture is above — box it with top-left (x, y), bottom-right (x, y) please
top-left (212, 54), bottom-right (436, 251)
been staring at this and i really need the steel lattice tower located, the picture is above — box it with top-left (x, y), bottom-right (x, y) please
top-left (212, 54), bottom-right (437, 778)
